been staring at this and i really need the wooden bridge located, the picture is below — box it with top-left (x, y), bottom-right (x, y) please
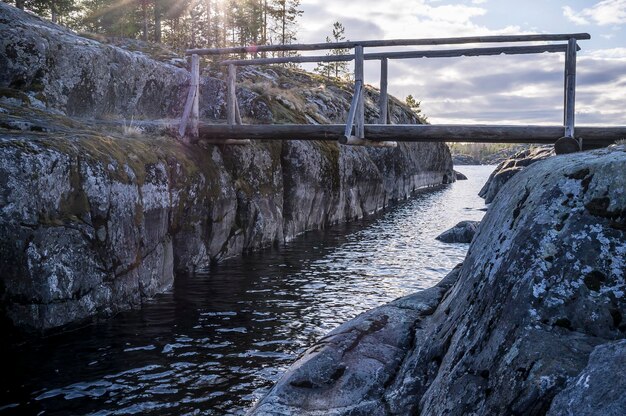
top-left (178, 33), bottom-right (626, 153)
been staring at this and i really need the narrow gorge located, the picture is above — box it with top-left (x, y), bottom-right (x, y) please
top-left (0, 3), bottom-right (453, 332)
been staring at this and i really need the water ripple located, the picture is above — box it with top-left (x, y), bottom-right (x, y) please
top-left (1, 166), bottom-right (492, 415)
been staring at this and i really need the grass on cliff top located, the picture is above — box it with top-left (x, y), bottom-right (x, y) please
top-left (0, 103), bottom-right (217, 188)
top-left (234, 64), bottom-right (422, 125)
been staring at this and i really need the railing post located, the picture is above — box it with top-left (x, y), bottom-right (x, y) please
top-left (178, 54), bottom-right (200, 142)
top-left (190, 54), bottom-right (200, 139)
top-left (355, 45), bottom-right (365, 138)
top-left (227, 64), bottom-right (237, 125)
top-left (564, 37), bottom-right (577, 143)
top-left (379, 58), bottom-right (388, 124)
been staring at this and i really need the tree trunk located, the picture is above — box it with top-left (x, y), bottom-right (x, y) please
top-left (51, 0), bottom-right (57, 24)
top-left (154, 7), bottom-right (162, 43)
top-left (142, 0), bottom-right (148, 41)
top-left (15, 0), bottom-right (24, 10)
top-left (262, 0), bottom-right (267, 57)
top-left (205, 0), bottom-right (211, 48)
top-left (281, 2), bottom-right (286, 57)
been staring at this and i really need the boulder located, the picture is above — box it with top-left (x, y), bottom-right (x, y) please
top-left (250, 145), bottom-right (626, 415)
top-left (548, 339), bottom-right (626, 416)
top-left (452, 154), bottom-right (481, 165)
top-left (436, 220), bottom-right (479, 243)
top-left (454, 170), bottom-right (468, 180)
top-left (479, 146), bottom-right (554, 203)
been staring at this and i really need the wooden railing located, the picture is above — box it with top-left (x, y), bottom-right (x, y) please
top-left (179, 33), bottom-right (593, 150)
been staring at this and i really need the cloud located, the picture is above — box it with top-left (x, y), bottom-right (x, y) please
top-left (376, 51), bottom-right (626, 126)
top-left (297, 1), bottom-right (626, 125)
top-left (563, 0), bottom-right (626, 26)
top-left (300, 0), bottom-right (495, 41)
top-left (563, 6), bottom-right (590, 25)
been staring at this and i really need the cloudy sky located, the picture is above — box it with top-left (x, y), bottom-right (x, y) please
top-left (296, 0), bottom-right (626, 125)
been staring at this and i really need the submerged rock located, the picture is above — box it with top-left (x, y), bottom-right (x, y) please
top-left (454, 170), bottom-right (468, 180)
top-left (251, 145), bottom-right (626, 415)
top-left (436, 220), bottom-right (479, 243)
top-left (479, 146), bottom-right (554, 203)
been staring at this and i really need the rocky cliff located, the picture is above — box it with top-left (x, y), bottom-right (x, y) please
top-left (479, 146), bottom-right (554, 203)
top-left (251, 145), bottom-right (626, 415)
top-left (0, 3), bottom-right (453, 332)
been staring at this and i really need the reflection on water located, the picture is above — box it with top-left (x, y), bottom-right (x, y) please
top-left (1, 166), bottom-right (492, 415)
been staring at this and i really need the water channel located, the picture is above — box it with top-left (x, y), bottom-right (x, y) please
top-left (1, 165), bottom-right (493, 415)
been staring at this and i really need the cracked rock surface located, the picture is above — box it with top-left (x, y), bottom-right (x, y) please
top-left (251, 145), bottom-right (626, 415)
top-left (479, 146), bottom-right (554, 203)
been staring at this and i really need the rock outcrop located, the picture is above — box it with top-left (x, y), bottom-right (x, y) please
top-left (251, 145), bottom-right (626, 415)
top-left (0, 4), bottom-right (453, 332)
top-left (548, 339), bottom-right (626, 416)
top-left (454, 170), bottom-right (468, 180)
top-left (452, 154), bottom-right (481, 165)
top-left (436, 220), bottom-right (479, 243)
top-left (479, 146), bottom-right (553, 203)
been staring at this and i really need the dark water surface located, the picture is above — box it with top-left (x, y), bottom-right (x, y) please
top-left (1, 166), bottom-right (492, 415)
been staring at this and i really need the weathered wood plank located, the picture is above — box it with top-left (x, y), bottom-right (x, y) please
top-left (339, 136), bottom-right (398, 147)
top-left (178, 54), bottom-right (200, 139)
top-left (344, 81), bottom-right (362, 138)
top-left (227, 64), bottom-right (236, 125)
top-left (186, 33), bottom-right (591, 56)
top-left (355, 45), bottom-right (365, 139)
top-left (365, 44), bottom-right (570, 61)
top-left (190, 54), bottom-right (200, 139)
top-left (564, 37), bottom-right (577, 140)
top-left (379, 58), bottom-right (388, 125)
top-left (235, 96), bottom-right (243, 125)
top-left (220, 44), bottom-right (571, 66)
top-left (199, 138), bottom-right (251, 145)
top-left (196, 123), bottom-right (625, 146)
top-left (178, 85), bottom-right (196, 138)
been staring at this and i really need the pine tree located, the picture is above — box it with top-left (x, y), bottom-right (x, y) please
top-left (315, 21), bottom-right (350, 80)
top-left (405, 95), bottom-right (428, 123)
top-left (268, 0), bottom-right (302, 50)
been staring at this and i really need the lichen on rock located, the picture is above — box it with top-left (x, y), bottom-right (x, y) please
top-left (0, 3), bottom-right (454, 332)
top-left (250, 145), bottom-right (626, 415)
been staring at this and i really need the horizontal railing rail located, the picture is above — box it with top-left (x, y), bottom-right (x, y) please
top-left (178, 33), bottom-right (593, 152)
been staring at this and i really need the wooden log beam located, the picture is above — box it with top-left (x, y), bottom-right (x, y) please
top-left (364, 44), bottom-right (572, 61)
top-left (196, 123), bottom-right (625, 146)
top-left (564, 37), bottom-right (577, 140)
top-left (379, 58), bottom-right (389, 125)
top-left (355, 45), bottom-right (365, 139)
top-left (190, 54), bottom-right (200, 139)
top-left (178, 54), bottom-right (200, 140)
top-left (344, 81), bottom-right (362, 139)
top-left (227, 64), bottom-right (236, 125)
top-left (340, 136), bottom-right (398, 147)
top-left (186, 33), bottom-right (591, 56)
top-left (199, 138), bottom-right (252, 145)
top-left (220, 44), bottom-right (572, 66)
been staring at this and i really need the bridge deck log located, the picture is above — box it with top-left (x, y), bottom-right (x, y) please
top-left (196, 123), bottom-right (625, 147)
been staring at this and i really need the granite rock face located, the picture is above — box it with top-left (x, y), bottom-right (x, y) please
top-left (479, 146), bottom-right (554, 203)
top-left (0, 4), bottom-right (453, 331)
top-left (436, 220), bottom-right (479, 243)
top-left (251, 145), bottom-right (626, 415)
top-left (454, 170), bottom-right (468, 180)
top-left (548, 339), bottom-right (626, 416)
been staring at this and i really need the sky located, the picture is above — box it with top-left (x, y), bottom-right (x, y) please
top-left (296, 0), bottom-right (626, 126)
